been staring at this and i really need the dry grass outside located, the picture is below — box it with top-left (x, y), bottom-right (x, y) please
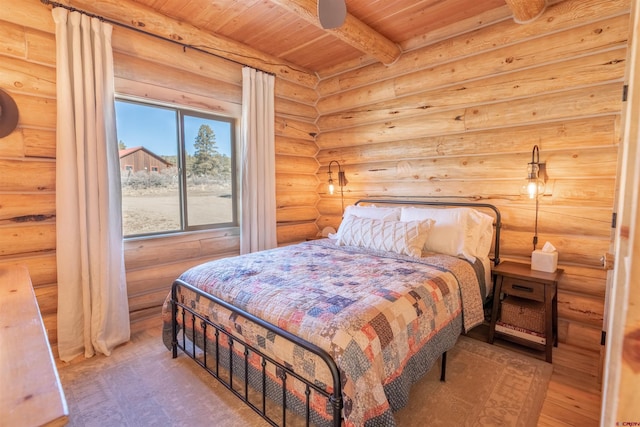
top-left (122, 183), bottom-right (233, 236)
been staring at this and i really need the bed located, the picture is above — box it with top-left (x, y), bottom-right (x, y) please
top-left (162, 200), bottom-right (502, 427)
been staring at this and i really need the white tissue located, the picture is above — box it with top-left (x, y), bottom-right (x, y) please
top-left (532, 241), bottom-right (558, 272)
top-left (541, 241), bottom-right (556, 253)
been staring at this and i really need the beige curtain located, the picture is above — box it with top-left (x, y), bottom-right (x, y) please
top-left (240, 67), bottom-right (277, 253)
top-left (53, 7), bottom-right (130, 362)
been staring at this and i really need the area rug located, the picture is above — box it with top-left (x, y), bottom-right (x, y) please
top-left (58, 328), bottom-right (552, 426)
top-left (394, 335), bottom-right (552, 426)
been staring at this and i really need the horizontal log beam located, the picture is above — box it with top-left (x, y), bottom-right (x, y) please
top-left (55, 0), bottom-right (318, 87)
top-left (504, 0), bottom-right (546, 23)
top-left (269, 0), bottom-right (401, 65)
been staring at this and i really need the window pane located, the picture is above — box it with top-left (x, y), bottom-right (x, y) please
top-left (115, 101), bottom-right (181, 236)
top-left (184, 114), bottom-right (234, 227)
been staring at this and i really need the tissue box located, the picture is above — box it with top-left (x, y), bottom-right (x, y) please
top-left (531, 249), bottom-right (558, 273)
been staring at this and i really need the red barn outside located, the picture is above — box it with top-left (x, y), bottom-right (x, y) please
top-left (119, 146), bottom-right (172, 173)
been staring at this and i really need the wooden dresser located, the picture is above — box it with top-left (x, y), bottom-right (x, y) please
top-left (0, 266), bottom-right (68, 426)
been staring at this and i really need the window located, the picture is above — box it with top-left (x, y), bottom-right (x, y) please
top-left (115, 99), bottom-right (237, 237)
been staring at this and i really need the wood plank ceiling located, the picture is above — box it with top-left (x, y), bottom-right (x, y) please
top-left (119, 0), bottom-right (544, 78)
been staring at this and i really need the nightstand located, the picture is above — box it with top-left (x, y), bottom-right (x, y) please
top-left (488, 261), bottom-right (563, 363)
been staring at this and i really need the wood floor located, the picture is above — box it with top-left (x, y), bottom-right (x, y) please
top-left (60, 316), bottom-right (602, 426)
top-left (536, 348), bottom-right (603, 426)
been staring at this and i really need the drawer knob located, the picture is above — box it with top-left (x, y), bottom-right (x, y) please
top-left (513, 284), bottom-right (534, 292)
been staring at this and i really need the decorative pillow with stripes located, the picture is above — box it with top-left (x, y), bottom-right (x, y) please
top-left (336, 215), bottom-right (434, 258)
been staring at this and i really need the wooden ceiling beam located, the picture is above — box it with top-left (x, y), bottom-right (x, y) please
top-left (504, 0), bottom-right (546, 23)
top-left (56, 0), bottom-right (318, 87)
top-left (269, 0), bottom-right (401, 66)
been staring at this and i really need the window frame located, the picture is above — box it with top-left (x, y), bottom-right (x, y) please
top-left (115, 96), bottom-right (239, 239)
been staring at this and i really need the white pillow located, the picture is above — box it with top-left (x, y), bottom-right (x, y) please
top-left (400, 207), bottom-right (477, 262)
top-left (343, 205), bottom-right (400, 221)
top-left (336, 216), bottom-right (434, 258)
top-left (330, 205), bottom-right (402, 241)
top-left (468, 209), bottom-right (494, 259)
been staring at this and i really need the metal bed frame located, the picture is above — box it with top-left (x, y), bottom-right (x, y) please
top-left (169, 199), bottom-right (502, 427)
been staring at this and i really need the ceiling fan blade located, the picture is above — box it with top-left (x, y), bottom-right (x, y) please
top-left (318, 0), bottom-right (347, 29)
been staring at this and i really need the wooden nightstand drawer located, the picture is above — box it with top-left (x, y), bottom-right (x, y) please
top-left (502, 276), bottom-right (545, 302)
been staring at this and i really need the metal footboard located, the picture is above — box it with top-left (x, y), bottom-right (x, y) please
top-left (171, 279), bottom-right (343, 427)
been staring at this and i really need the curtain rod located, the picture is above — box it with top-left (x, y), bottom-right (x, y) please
top-left (39, 0), bottom-right (277, 76)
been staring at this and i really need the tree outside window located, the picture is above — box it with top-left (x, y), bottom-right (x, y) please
top-left (115, 99), bottom-right (237, 237)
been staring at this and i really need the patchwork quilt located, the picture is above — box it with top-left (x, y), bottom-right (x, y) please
top-left (162, 239), bottom-right (485, 426)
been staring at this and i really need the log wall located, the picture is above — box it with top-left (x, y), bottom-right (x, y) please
top-left (0, 1), bottom-right (59, 348)
top-left (0, 0), bottom-right (319, 348)
top-left (315, 0), bottom-right (630, 382)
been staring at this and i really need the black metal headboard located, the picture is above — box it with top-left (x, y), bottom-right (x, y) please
top-left (354, 199), bottom-right (502, 266)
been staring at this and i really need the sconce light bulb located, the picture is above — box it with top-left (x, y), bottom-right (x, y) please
top-left (527, 180), bottom-right (537, 199)
top-left (525, 178), bottom-right (545, 199)
top-left (328, 182), bottom-right (335, 195)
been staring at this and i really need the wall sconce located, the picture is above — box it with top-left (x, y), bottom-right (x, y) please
top-left (327, 160), bottom-right (348, 212)
top-left (524, 145), bottom-right (545, 199)
top-left (522, 145), bottom-right (546, 250)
